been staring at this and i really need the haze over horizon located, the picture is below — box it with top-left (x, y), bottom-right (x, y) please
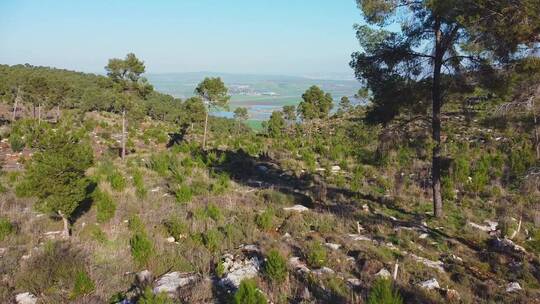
top-left (0, 0), bottom-right (363, 77)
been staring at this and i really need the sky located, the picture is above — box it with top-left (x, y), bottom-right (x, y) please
top-left (0, 0), bottom-right (365, 77)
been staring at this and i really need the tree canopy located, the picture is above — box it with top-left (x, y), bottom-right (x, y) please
top-left (16, 127), bottom-right (94, 235)
top-left (297, 86), bottom-right (333, 120)
top-left (351, 0), bottom-right (540, 217)
top-left (195, 77), bottom-right (230, 109)
top-left (234, 107), bottom-right (249, 121)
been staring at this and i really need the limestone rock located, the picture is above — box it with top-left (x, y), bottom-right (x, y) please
top-left (506, 282), bottom-right (522, 292)
top-left (490, 237), bottom-right (527, 254)
top-left (348, 234), bottom-right (372, 242)
top-left (312, 266), bottom-right (335, 275)
top-left (240, 244), bottom-right (261, 253)
top-left (136, 270), bottom-right (153, 287)
top-left (347, 278), bottom-right (361, 287)
top-left (469, 220), bottom-right (498, 233)
top-left (153, 272), bottom-right (198, 295)
top-left (325, 243), bottom-right (341, 250)
top-left (409, 254), bottom-right (445, 272)
top-left (283, 205), bottom-right (309, 213)
top-left (15, 292), bottom-right (37, 304)
top-left (375, 268), bottom-right (391, 278)
top-left (418, 278), bottom-right (439, 290)
top-left (220, 256), bottom-right (261, 289)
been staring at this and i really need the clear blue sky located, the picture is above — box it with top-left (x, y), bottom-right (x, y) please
top-left (0, 0), bottom-right (364, 76)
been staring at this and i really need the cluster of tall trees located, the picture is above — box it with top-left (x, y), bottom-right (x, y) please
top-left (263, 84), bottom-right (346, 137)
top-left (0, 63), bottom-right (209, 128)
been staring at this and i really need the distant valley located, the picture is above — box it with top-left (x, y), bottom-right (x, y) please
top-left (147, 72), bottom-right (362, 120)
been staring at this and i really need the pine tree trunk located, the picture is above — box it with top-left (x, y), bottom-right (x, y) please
top-left (203, 110), bottom-right (209, 150)
top-left (432, 21), bottom-right (444, 218)
top-left (121, 109), bottom-right (126, 160)
top-left (12, 87), bottom-right (19, 122)
top-left (534, 110), bottom-right (539, 159)
top-left (38, 104), bottom-right (41, 124)
top-left (533, 87), bottom-right (540, 159)
top-left (56, 105), bottom-right (61, 123)
top-left (59, 211), bottom-right (70, 238)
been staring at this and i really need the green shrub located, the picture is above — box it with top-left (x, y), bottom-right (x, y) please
top-left (89, 225), bottom-right (107, 243)
top-left (326, 276), bottom-right (350, 300)
top-left (138, 287), bottom-right (174, 304)
top-left (132, 169), bottom-right (147, 198)
top-left (259, 189), bottom-right (293, 205)
top-left (526, 229), bottom-right (540, 254)
top-left (148, 153), bottom-right (171, 176)
top-left (233, 279), bottom-right (267, 304)
top-left (207, 203), bottom-right (222, 221)
top-left (300, 149), bottom-right (316, 171)
top-left (108, 292), bottom-right (127, 304)
top-left (221, 223), bottom-right (246, 246)
top-left (509, 144), bottom-right (535, 178)
top-left (175, 184), bottom-right (192, 204)
top-left (255, 209), bottom-right (274, 231)
top-left (70, 270), bottom-right (95, 299)
top-left (199, 203), bottom-right (222, 222)
top-left (128, 215), bottom-right (145, 233)
top-left (190, 178), bottom-right (209, 196)
top-left (306, 242), bottom-right (327, 268)
top-left (94, 190), bottom-right (116, 223)
top-left (468, 155), bottom-right (490, 193)
top-left (128, 215), bottom-right (154, 267)
top-left (452, 154), bottom-right (470, 187)
top-left (163, 217), bottom-right (187, 240)
top-left (280, 213), bottom-right (310, 237)
top-left (107, 170), bottom-right (126, 191)
top-left (0, 217), bottom-right (14, 241)
top-left (210, 172), bottom-right (230, 194)
top-left (263, 250), bottom-right (287, 284)
top-left (130, 232), bottom-right (154, 267)
top-left (9, 133), bottom-right (24, 152)
top-left (203, 228), bottom-right (222, 252)
top-left (216, 262), bottom-right (225, 278)
top-left (143, 127), bottom-right (168, 144)
top-left (441, 176), bottom-right (456, 201)
top-left (367, 278), bottom-right (403, 304)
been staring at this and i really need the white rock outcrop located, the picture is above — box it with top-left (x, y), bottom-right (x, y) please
top-left (348, 234), bottom-right (372, 241)
top-left (506, 282), bottom-right (522, 292)
top-left (283, 205), bottom-right (310, 212)
top-left (15, 292), bottom-right (37, 304)
top-left (312, 267), bottom-right (335, 275)
top-left (220, 255), bottom-right (261, 289)
top-left (331, 165), bottom-right (341, 172)
top-left (325, 243), bottom-right (341, 250)
top-left (153, 272), bottom-right (198, 295)
top-left (418, 278), bottom-right (440, 290)
top-left (409, 254), bottom-right (445, 272)
top-left (375, 268), bottom-right (391, 278)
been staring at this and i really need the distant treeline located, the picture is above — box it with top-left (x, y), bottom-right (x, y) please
top-left (0, 64), bottom-right (206, 125)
